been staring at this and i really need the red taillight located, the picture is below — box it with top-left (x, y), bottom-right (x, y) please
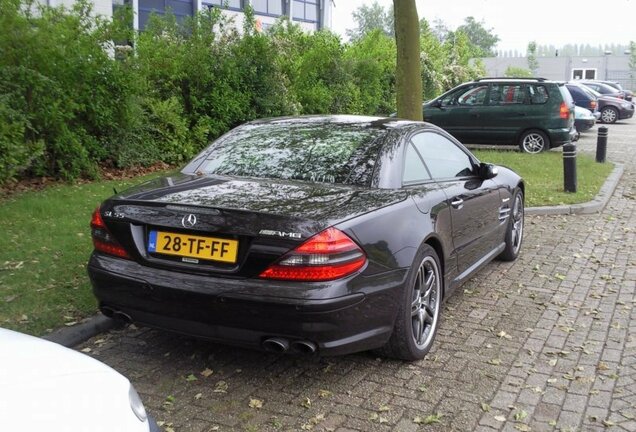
top-left (259, 227), bottom-right (366, 281)
top-left (559, 102), bottom-right (570, 119)
top-left (590, 100), bottom-right (597, 110)
top-left (90, 207), bottom-right (130, 259)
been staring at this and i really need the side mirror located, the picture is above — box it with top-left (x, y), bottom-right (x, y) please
top-left (479, 163), bottom-right (498, 180)
top-left (431, 99), bottom-right (443, 109)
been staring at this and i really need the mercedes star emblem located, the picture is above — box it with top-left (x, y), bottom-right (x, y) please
top-left (181, 214), bottom-right (197, 228)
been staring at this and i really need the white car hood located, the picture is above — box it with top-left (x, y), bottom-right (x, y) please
top-left (0, 328), bottom-right (149, 432)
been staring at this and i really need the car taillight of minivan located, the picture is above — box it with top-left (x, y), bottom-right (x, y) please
top-left (590, 100), bottom-right (597, 110)
top-left (559, 102), bottom-right (570, 119)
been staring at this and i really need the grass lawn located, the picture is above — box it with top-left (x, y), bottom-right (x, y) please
top-left (473, 150), bottom-right (614, 207)
top-left (0, 172), bottom-right (168, 336)
top-left (0, 152), bottom-right (614, 336)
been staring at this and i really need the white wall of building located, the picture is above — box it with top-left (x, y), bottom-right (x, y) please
top-left (47, 0), bottom-right (112, 19)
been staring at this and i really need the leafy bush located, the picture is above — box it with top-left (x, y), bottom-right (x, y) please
top-left (0, 0), bottom-right (135, 181)
top-left (0, 1), bottom-right (489, 184)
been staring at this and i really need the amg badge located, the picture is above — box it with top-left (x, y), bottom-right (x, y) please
top-left (259, 229), bottom-right (302, 239)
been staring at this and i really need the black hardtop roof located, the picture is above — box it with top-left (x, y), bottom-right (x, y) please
top-left (246, 115), bottom-right (431, 131)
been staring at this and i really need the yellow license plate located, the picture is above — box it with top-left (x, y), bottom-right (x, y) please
top-left (148, 230), bottom-right (238, 263)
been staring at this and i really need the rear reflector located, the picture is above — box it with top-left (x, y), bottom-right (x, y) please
top-left (90, 207), bottom-right (130, 259)
top-left (559, 102), bottom-right (570, 119)
top-left (259, 227), bottom-right (366, 281)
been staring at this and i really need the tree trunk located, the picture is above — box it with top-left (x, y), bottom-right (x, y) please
top-left (393, 0), bottom-right (422, 121)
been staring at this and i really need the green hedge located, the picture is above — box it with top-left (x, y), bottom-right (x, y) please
top-left (0, 0), bottom-right (483, 184)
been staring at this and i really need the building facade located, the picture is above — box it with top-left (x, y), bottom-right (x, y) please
top-left (481, 55), bottom-right (634, 90)
top-left (42, 0), bottom-right (333, 32)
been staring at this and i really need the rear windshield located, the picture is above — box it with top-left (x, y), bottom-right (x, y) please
top-left (559, 84), bottom-right (574, 105)
top-left (195, 120), bottom-right (386, 186)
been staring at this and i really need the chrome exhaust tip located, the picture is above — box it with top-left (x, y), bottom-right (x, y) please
top-left (290, 340), bottom-right (317, 355)
top-left (262, 337), bottom-right (289, 353)
top-left (112, 311), bottom-right (133, 324)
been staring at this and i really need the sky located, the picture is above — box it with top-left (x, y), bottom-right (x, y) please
top-left (331, 0), bottom-right (636, 54)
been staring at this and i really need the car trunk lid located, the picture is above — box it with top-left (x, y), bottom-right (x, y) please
top-left (97, 173), bottom-right (406, 277)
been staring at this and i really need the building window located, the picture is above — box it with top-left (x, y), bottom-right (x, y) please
top-left (253, 0), bottom-right (284, 16)
top-left (572, 68), bottom-right (597, 80)
top-left (203, 0), bottom-right (242, 10)
top-left (293, 0), bottom-right (319, 22)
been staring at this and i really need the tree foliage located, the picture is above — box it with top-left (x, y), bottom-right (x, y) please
top-left (504, 66), bottom-right (533, 78)
top-left (455, 16), bottom-right (499, 57)
top-left (419, 18), bottom-right (485, 100)
top-left (346, 0), bottom-right (393, 41)
top-left (527, 41), bottom-right (539, 75)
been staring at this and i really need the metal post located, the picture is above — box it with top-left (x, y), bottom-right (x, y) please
top-left (596, 127), bottom-right (608, 163)
top-left (563, 142), bottom-right (577, 193)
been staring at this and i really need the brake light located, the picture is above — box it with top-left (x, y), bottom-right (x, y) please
top-left (259, 227), bottom-right (366, 281)
top-left (590, 100), bottom-right (597, 110)
top-left (90, 207), bottom-right (130, 259)
top-left (559, 102), bottom-right (570, 119)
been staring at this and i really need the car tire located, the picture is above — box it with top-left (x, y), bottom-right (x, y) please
top-left (380, 244), bottom-right (442, 361)
top-left (498, 188), bottom-right (524, 262)
top-left (519, 130), bottom-right (549, 154)
top-left (600, 107), bottom-right (618, 124)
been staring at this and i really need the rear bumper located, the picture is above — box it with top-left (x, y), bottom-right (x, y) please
top-left (575, 119), bottom-right (595, 132)
top-left (88, 253), bottom-right (406, 356)
top-left (547, 127), bottom-right (576, 148)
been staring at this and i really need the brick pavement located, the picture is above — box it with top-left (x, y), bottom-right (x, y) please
top-left (78, 117), bottom-right (636, 432)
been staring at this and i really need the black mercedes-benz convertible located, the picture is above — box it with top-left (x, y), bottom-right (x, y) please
top-left (88, 115), bottom-right (524, 360)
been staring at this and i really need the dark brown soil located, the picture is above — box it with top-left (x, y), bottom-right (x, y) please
top-left (0, 162), bottom-right (173, 200)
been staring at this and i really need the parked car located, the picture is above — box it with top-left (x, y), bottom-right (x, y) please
top-left (88, 115), bottom-right (525, 361)
top-left (577, 80), bottom-right (625, 100)
top-left (565, 82), bottom-right (599, 112)
top-left (573, 83), bottom-right (635, 124)
top-left (568, 81), bottom-right (634, 123)
top-left (574, 106), bottom-right (597, 132)
top-left (0, 328), bottom-right (159, 432)
top-left (423, 78), bottom-right (576, 153)
top-left (594, 80), bottom-right (633, 101)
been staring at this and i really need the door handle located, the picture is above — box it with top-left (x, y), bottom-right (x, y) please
top-left (451, 199), bottom-right (464, 209)
top-left (516, 112), bottom-right (527, 116)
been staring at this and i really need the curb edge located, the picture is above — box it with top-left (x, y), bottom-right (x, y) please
top-left (526, 164), bottom-right (624, 216)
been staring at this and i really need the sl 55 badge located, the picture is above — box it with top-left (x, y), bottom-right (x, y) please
top-left (259, 229), bottom-right (302, 239)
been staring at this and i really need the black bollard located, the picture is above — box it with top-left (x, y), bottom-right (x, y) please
top-left (596, 127), bottom-right (608, 163)
top-left (563, 142), bottom-right (577, 193)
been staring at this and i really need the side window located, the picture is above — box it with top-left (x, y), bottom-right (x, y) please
top-left (488, 84), bottom-right (526, 105)
top-left (440, 87), bottom-right (466, 106)
top-left (411, 133), bottom-right (475, 180)
top-left (403, 143), bottom-right (431, 184)
top-left (456, 85), bottom-right (488, 106)
top-left (528, 84), bottom-right (549, 104)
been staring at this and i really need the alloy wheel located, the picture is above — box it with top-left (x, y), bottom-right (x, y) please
top-left (601, 108), bottom-right (617, 123)
top-left (410, 256), bottom-right (441, 350)
top-left (521, 133), bottom-right (545, 153)
top-left (511, 192), bottom-right (524, 255)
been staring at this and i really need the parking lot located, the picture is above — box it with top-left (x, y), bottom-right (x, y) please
top-left (78, 117), bottom-right (636, 432)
